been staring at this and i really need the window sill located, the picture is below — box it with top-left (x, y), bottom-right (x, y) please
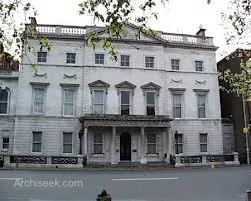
top-left (91, 153), bottom-right (105, 157)
top-left (1, 149), bottom-right (9, 152)
top-left (32, 113), bottom-right (44, 116)
top-left (0, 114), bottom-right (8, 116)
top-left (31, 152), bottom-right (43, 155)
top-left (62, 152), bottom-right (74, 155)
top-left (146, 153), bottom-right (159, 157)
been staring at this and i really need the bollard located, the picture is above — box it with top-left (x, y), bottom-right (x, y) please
top-left (210, 162), bottom-right (215, 169)
top-left (96, 190), bottom-right (111, 201)
top-left (247, 189), bottom-right (251, 201)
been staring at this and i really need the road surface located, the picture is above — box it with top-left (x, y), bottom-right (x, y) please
top-left (0, 166), bottom-right (250, 201)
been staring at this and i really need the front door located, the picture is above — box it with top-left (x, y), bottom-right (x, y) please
top-left (120, 133), bottom-right (131, 161)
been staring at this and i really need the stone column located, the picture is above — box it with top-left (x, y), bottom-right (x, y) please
top-left (83, 127), bottom-right (88, 158)
top-left (78, 131), bottom-right (84, 154)
top-left (168, 127), bottom-right (174, 155)
top-left (162, 127), bottom-right (168, 162)
top-left (111, 126), bottom-right (117, 164)
top-left (140, 127), bottom-right (147, 164)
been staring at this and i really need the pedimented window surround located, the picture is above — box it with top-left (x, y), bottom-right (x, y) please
top-left (115, 81), bottom-right (136, 95)
top-left (88, 80), bottom-right (110, 94)
top-left (141, 82), bottom-right (161, 96)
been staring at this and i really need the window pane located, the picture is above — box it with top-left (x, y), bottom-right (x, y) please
top-left (66, 53), bottom-right (76, 64)
top-left (200, 144), bottom-right (207, 152)
top-left (33, 132), bottom-right (42, 142)
top-left (171, 59), bottom-right (180, 70)
top-left (175, 134), bottom-right (183, 144)
top-left (146, 92), bottom-right (155, 105)
top-left (94, 134), bottom-right (102, 143)
top-left (34, 89), bottom-right (44, 102)
top-left (93, 105), bottom-right (103, 114)
top-left (147, 144), bottom-right (156, 154)
top-left (0, 103), bottom-right (7, 114)
top-left (198, 107), bottom-right (206, 118)
top-left (195, 61), bottom-right (203, 71)
top-left (198, 95), bottom-right (206, 106)
top-left (64, 90), bottom-right (74, 103)
top-left (64, 103), bottom-right (73, 116)
top-left (147, 106), bottom-right (155, 115)
top-left (121, 55), bottom-right (130, 66)
top-left (173, 94), bottom-right (181, 106)
top-left (95, 54), bottom-right (104, 64)
top-left (63, 133), bottom-right (72, 153)
top-left (121, 105), bottom-right (130, 115)
top-left (147, 134), bottom-right (156, 143)
top-left (177, 144), bottom-right (183, 154)
top-left (32, 144), bottom-right (41, 152)
top-left (63, 133), bottom-right (72, 144)
top-left (175, 133), bottom-right (183, 154)
top-left (121, 91), bottom-right (130, 104)
top-left (174, 107), bottom-right (181, 118)
top-left (94, 144), bottom-right (102, 154)
top-left (34, 103), bottom-right (43, 114)
top-left (63, 144), bottom-right (72, 153)
top-left (0, 90), bottom-right (8, 102)
top-left (3, 137), bottom-right (9, 149)
top-left (94, 90), bottom-right (104, 104)
top-left (200, 134), bottom-right (207, 143)
top-left (37, 52), bottom-right (47, 62)
top-left (145, 56), bottom-right (154, 68)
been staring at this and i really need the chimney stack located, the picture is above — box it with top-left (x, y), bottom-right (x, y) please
top-left (29, 17), bottom-right (37, 25)
top-left (196, 26), bottom-right (206, 40)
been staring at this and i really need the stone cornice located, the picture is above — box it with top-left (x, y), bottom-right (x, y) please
top-left (80, 114), bottom-right (172, 128)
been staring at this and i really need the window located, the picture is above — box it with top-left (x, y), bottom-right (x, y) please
top-left (147, 134), bottom-right (157, 154)
top-left (93, 133), bottom-right (102, 154)
top-left (195, 60), bottom-right (203, 72)
top-left (0, 89), bottom-right (8, 114)
top-left (63, 89), bottom-right (74, 116)
top-left (146, 92), bottom-right (156, 115)
top-left (200, 133), bottom-right (208, 152)
top-left (197, 94), bottom-right (206, 118)
top-left (95, 53), bottom-right (104, 65)
top-left (63, 132), bottom-right (73, 153)
top-left (174, 133), bottom-right (183, 154)
top-left (120, 91), bottom-right (130, 115)
top-left (33, 88), bottom-right (45, 114)
top-left (171, 59), bottom-right (180, 70)
top-left (32, 132), bottom-right (42, 152)
top-left (173, 94), bottom-right (182, 118)
top-left (145, 56), bottom-right (154, 68)
top-left (93, 90), bottom-right (105, 114)
top-left (121, 55), bottom-right (130, 67)
top-left (37, 52), bottom-right (47, 63)
top-left (66, 53), bottom-right (76, 64)
top-left (2, 137), bottom-right (9, 150)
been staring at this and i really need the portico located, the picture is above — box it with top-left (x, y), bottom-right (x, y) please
top-left (79, 114), bottom-right (172, 164)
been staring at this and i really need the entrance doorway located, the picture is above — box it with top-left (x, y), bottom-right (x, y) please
top-left (120, 133), bottom-right (131, 161)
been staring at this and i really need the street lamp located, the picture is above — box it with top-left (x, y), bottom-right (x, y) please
top-left (242, 96), bottom-right (250, 165)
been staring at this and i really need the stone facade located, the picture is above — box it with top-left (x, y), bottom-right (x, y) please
top-left (0, 18), bottom-right (227, 167)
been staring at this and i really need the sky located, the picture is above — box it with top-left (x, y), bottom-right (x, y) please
top-left (29, 0), bottom-right (234, 61)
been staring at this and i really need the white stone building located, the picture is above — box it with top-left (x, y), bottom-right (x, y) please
top-left (0, 18), bottom-right (236, 167)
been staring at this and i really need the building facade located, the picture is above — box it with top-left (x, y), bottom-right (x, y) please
top-left (0, 18), bottom-right (232, 167)
top-left (218, 49), bottom-right (251, 163)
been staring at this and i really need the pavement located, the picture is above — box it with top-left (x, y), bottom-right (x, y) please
top-left (0, 166), bottom-right (250, 201)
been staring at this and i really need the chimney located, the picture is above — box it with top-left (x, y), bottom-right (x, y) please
top-left (196, 26), bottom-right (206, 40)
top-left (29, 17), bottom-right (37, 25)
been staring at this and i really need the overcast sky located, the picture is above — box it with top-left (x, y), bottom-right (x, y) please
top-left (29, 0), bottom-right (233, 60)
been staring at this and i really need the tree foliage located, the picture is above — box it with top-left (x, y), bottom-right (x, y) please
top-left (219, 49), bottom-right (251, 100)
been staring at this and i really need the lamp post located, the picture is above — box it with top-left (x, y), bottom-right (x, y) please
top-left (242, 96), bottom-right (250, 165)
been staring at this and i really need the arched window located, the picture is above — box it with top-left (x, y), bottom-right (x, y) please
top-left (0, 89), bottom-right (8, 114)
